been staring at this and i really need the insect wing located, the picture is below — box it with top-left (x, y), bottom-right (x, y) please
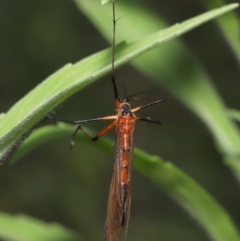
top-left (105, 118), bottom-right (135, 241)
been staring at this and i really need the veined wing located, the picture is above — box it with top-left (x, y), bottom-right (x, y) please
top-left (104, 115), bottom-right (136, 241)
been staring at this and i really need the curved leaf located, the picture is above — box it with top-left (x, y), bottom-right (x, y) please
top-left (77, 1), bottom-right (240, 179)
top-left (0, 212), bottom-right (82, 241)
top-left (1, 2), bottom-right (238, 162)
top-left (11, 123), bottom-right (240, 241)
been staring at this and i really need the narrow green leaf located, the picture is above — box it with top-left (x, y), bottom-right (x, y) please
top-left (201, 0), bottom-right (240, 59)
top-left (0, 212), bottom-right (82, 241)
top-left (1, 3), bottom-right (238, 162)
top-left (0, 1), bottom-right (240, 160)
top-left (11, 124), bottom-right (240, 241)
top-left (77, 1), bottom-right (240, 179)
top-left (134, 149), bottom-right (240, 241)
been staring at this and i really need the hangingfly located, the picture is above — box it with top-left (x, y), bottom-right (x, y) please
top-left (34, 0), bottom-right (165, 240)
top-left (68, 1), bottom-right (165, 240)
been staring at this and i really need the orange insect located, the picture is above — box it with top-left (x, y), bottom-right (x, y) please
top-left (36, 1), bottom-right (165, 240)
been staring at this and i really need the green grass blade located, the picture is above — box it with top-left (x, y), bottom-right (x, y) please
top-left (133, 149), bottom-right (240, 241)
top-left (0, 212), bottom-right (83, 241)
top-left (201, 0), bottom-right (240, 60)
top-left (77, 1), bottom-right (240, 178)
top-left (11, 124), bottom-right (240, 241)
top-left (1, 3), bottom-right (238, 162)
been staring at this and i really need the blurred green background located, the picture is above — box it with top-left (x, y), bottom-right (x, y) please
top-left (0, 0), bottom-right (240, 240)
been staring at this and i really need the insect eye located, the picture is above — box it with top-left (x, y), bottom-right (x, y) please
top-left (122, 110), bottom-right (132, 116)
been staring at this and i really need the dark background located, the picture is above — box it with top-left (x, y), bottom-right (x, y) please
top-left (0, 0), bottom-right (240, 240)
